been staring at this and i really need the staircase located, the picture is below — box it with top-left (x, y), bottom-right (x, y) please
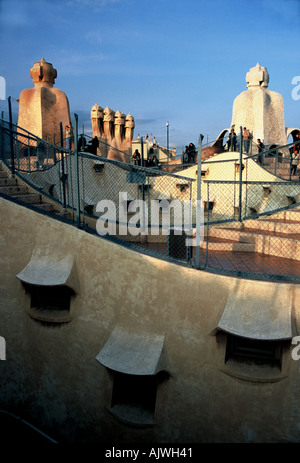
top-left (204, 207), bottom-right (300, 262)
top-left (0, 162), bottom-right (59, 214)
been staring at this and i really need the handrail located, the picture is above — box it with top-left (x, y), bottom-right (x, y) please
top-left (79, 150), bottom-right (196, 182)
top-left (0, 410), bottom-right (58, 443)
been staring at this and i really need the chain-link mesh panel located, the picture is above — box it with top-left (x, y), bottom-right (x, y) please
top-left (202, 179), bottom-right (300, 281)
top-left (0, 121), bottom-right (61, 172)
top-left (246, 140), bottom-right (300, 181)
top-left (1, 119), bottom-right (300, 281)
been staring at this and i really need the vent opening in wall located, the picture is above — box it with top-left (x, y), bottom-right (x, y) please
top-left (96, 328), bottom-right (170, 426)
top-left (24, 283), bottom-right (75, 324)
top-left (109, 370), bottom-right (169, 427)
top-left (225, 334), bottom-right (283, 369)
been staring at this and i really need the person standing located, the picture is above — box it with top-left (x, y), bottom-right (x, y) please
top-left (132, 149), bottom-right (141, 165)
top-left (228, 129), bottom-right (237, 151)
top-left (243, 127), bottom-right (251, 153)
top-left (257, 139), bottom-right (265, 165)
top-left (65, 125), bottom-right (73, 151)
top-left (291, 147), bottom-right (300, 176)
top-left (188, 142), bottom-right (196, 163)
top-left (182, 146), bottom-right (189, 163)
top-left (152, 155), bottom-right (159, 167)
top-left (146, 155), bottom-right (154, 167)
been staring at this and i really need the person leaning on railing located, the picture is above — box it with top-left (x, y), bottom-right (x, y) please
top-left (257, 139), bottom-right (265, 166)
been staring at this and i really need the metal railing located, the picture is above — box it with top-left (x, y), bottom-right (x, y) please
top-left (0, 117), bottom-right (299, 282)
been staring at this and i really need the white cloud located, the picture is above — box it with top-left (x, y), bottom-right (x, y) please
top-left (67, 0), bottom-right (122, 10)
top-left (53, 49), bottom-right (106, 76)
top-left (85, 30), bottom-right (103, 45)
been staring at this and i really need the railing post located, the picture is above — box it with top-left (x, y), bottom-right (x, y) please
top-left (139, 136), bottom-right (146, 238)
top-left (204, 181), bottom-right (209, 268)
top-left (238, 126), bottom-right (243, 222)
top-left (60, 122), bottom-right (67, 209)
top-left (53, 133), bottom-right (57, 163)
top-left (140, 136), bottom-right (144, 167)
top-left (46, 136), bottom-right (49, 167)
top-left (195, 134), bottom-right (204, 269)
top-left (140, 136), bottom-right (145, 199)
top-left (0, 115), bottom-right (3, 160)
top-left (8, 96), bottom-right (15, 175)
top-left (74, 114), bottom-right (81, 228)
top-left (275, 147), bottom-right (278, 176)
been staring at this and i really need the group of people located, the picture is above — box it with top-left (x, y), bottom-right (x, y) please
top-left (65, 123), bottom-right (300, 178)
top-left (182, 142), bottom-right (197, 164)
top-left (226, 127), bottom-right (252, 153)
top-left (132, 149), bottom-right (159, 167)
top-left (254, 133), bottom-right (300, 176)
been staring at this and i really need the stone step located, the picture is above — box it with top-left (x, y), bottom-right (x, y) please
top-left (200, 240), bottom-right (255, 253)
top-left (0, 185), bottom-right (28, 195)
top-left (10, 193), bottom-right (56, 212)
top-left (209, 227), bottom-right (255, 243)
top-left (246, 230), bottom-right (300, 261)
top-left (209, 224), bottom-right (300, 260)
top-left (0, 177), bottom-right (18, 186)
top-left (209, 220), bottom-right (300, 243)
top-left (33, 202), bottom-right (55, 212)
top-left (0, 162), bottom-right (59, 215)
top-left (10, 192), bottom-right (43, 204)
top-left (269, 209), bottom-right (300, 221)
top-left (0, 170), bottom-right (10, 178)
top-left (245, 218), bottom-right (300, 234)
top-left (211, 217), bottom-right (300, 238)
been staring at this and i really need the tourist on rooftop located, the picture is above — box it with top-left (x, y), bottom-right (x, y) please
top-left (188, 143), bottom-right (196, 163)
top-left (243, 127), bottom-right (251, 153)
top-left (228, 129), bottom-right (237, 151)
top-left (152, 155), bottom-right (159, 167)
top-left (132, 149), bottom-right (141, 165)
top-left (91, 136), bottom-right (99, 155)
top-left (78, 134), bottom-right (86, 152)
top-left (291, 138), bottom-right (300, 176)
top-left (65, 125), bottom-right (73, 151)
top-left (257, 139), bottom-right (265, 166)
top-left (182, 146), bottom-right (189, 164)
top-left (291, 151), bottom-right (299, 176)
top-left (146, 155), bottom-right (154, 167)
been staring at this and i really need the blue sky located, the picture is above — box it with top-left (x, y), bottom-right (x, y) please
top-left (0, 0), bottom-right (299, 151)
